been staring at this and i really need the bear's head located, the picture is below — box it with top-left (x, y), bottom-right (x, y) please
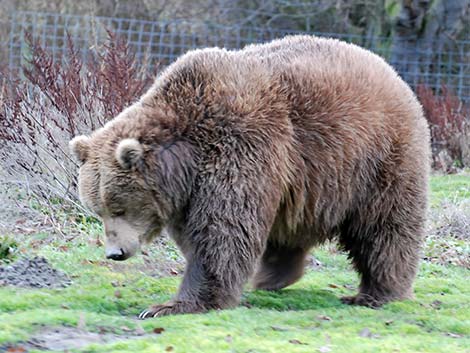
top-left (69, 132), bottom-right (194, 261)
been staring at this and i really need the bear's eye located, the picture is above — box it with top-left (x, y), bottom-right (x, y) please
top-left (112, 210), bottom-right (126, 217)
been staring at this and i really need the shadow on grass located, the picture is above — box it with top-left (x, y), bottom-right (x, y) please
top-left (244, 288), bottom-right (341, 311)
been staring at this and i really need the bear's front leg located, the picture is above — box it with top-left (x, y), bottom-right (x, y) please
top-left (139, 253), bottom-right (244, 318)
top-left (138, 140), bottom-right (283, 319)
top-left (138, 207), bottom-right (273, 319)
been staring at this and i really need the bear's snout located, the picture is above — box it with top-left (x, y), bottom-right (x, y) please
top-left (106, 248), bottom-right (128, 261)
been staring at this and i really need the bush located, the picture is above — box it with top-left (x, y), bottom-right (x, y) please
top-left (0, 32), bottom-right (154, 234)
top-left (0, 235), bottom-right (18, 262)
top-left (417, 84), bottom-right (470, 172)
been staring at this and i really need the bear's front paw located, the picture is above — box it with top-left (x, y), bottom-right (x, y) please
top-left (138, 301), bottom-right (204, 319)
top-left (340, 293), bottom-right (384, 308)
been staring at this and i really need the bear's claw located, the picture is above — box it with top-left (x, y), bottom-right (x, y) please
top-left (138, 310), bottom-right (153, 319)
top-left (138, 301), bottom-right (203, 319)
top-left (138, 304), bottom-right (174, 319)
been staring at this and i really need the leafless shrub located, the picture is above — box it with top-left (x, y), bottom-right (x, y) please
top-left (0, 31), bottom-right (154, 235)
top-left (426, 198), bottom-right (470, 269)
top-left (417, 84), bottom-right (470, 172)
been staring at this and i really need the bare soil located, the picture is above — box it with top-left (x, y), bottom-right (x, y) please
top-left (0, 256), bottom-right (71, 288)
top-left (0, 325), bottom-right (149, 352)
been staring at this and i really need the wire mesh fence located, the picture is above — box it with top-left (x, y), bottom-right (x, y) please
top-left (7, 11), bottom-right (470, 102)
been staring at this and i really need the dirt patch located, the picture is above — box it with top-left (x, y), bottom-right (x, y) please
top-left (0, 256), bottom-right (71, 288)
top-left (0, 326), bottom-right (149, 352)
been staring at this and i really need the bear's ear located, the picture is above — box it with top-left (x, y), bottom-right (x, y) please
top-left (116, 138), bottom-right (144, 170)
top-left (69, 135), bottom-right (90, 164)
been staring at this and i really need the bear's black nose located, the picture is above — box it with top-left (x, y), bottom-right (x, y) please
top-left (106, 248), bottom-right (126, 261)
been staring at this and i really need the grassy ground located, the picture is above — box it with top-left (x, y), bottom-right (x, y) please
top-left (0, 174), bottom-right (469, 353)
top-left (429, 174), bottom-right (470, 207)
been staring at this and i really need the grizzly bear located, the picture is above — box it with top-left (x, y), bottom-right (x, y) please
top-left (70, 35), bottom-right (430, 319)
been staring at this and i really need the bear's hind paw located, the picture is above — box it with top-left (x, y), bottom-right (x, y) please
top-left (340, 294), bottom-right (384, 308)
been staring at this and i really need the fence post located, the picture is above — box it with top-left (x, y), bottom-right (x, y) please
top-left (8, 12), bottom-right (16, 75)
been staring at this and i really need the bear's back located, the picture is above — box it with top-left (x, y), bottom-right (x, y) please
top-left (240, 36), bottom-right (416, 112)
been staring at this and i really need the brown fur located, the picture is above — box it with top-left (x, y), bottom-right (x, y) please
top-left (70, 35), bottom-right (430, 318)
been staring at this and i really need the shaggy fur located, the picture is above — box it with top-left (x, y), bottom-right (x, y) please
top-left (70, 35), bottom-right (430, 318)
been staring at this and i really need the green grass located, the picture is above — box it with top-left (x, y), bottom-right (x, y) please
top-left (430, 173), bottom-right (470, 206)
top-left (0, 174), bottom-right (469, 352)
top-left (1, 246), bottom-right (468, 353)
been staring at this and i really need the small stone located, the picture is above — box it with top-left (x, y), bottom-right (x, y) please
top-left (134, 325), bottom-right (146, 336)
top-left (359, 328), bottom-right (372, 338)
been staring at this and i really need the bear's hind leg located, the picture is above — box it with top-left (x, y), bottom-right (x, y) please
top-left (253, 241), bottom-right (308, 291)
top-left (339, 191), bottom-right (426, 308)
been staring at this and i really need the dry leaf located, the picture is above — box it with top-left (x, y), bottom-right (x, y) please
top-left (114, 290), bottom-right (122, 298)
top-left (317, 315), bottom-right (332, 321)
top-left (153, 327), bottom-right (165, 334)
top-left (165, 346), bottom-right (174, 352)
top-left (328, 283), bottom-right (339, 288)
top-left (271, 326), bottom-right (289, 331)
top-left (289, 339), bottom-right (308, 345)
